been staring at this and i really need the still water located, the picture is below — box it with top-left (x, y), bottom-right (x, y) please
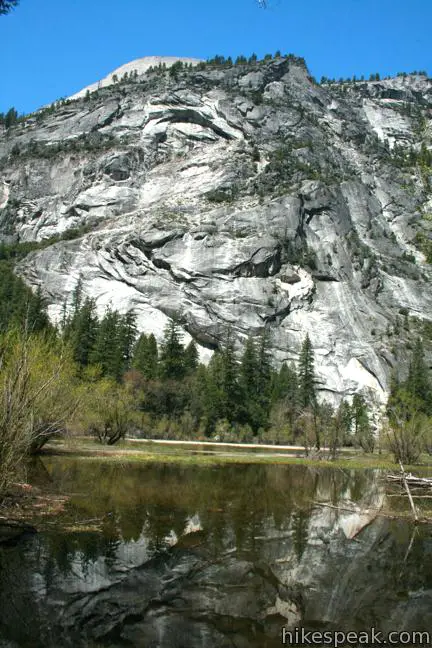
top-left (0, 459), bottom-right (431, 647)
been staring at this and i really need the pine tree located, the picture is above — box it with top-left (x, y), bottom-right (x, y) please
top-left (26, 286), bottom-right (51, 333)
top-left (219, 329), bottom-right (242, 421)
top-left (4, 107), bottom-right (18, 129)
top-left (117, 311), bottom-right (137, 373)
top-left (272, 362), bottom-right (298, 407)
top-left (388, 338), bottom-right (432, 421)
top-left (298, 334), bottom-right (319, 448)
top-left (271, 362), bottom-right (299, 432)
top-left (132, 333), bottom-right (159, 380)
top-left (239, 336), bottom-right (263, 430)
top-left (256, 330), bottom-right (272, 401)
top-left (159, 319), bottom-right (185, 380)
top-left (90, 308), bottom-right (123, 379)
top-left (203, 352), bottom-right (226, 430)
top-left (240, 337), bottom-right (258, 399)
top-left (352, 394), bottom-right (374, 452)
top-left (0, 263), bottom-right (50, 333)
top-left (239, 330), bottom-right (273, 431)
top-left (184, 340), bottom-right (199, 375)
top-left (0, 1), bottom-right (19, 16)
top-left (189, 364), bottom-right (209, 424)
top-left (71, 276), bottom-right (83, 316)
top-left (406, 338), bottom-right (431, 414)
top-left (204, 331), bottom-right (242, 428)
top-left (335, 400), bottom-right (352, 440)
top-left (132, 333), bottom-right (147, 371)
top-left (64, 297), bottom-right (98, 366)
top-left (146, 334), bottom-right (159, 378)
top-left (298, 334), bottom-right (316, 409)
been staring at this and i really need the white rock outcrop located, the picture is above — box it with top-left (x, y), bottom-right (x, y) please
top-left (68, 56), bottom-right (203, 100)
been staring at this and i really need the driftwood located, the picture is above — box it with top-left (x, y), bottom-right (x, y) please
top-left (386, 462), bottom-right (425, 522)
top-left (314, 500), bottom-right (432, 525)
top-left (387, 494), bottom-right (432, 499)
top-left (387, 473), bottom-right (432, 488)
top-left (399, 462), bottom-right (419, 523)
top-left (387, 464), bottom-right (432, 522)
top-left (314, 465), bottom-right (432, 530)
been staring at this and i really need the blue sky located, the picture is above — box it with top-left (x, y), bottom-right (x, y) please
top-left (1, 0), bottom-right (431, 114)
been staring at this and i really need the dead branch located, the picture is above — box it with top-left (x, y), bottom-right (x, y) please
top-left (399, 461), bottom-right (419, 523)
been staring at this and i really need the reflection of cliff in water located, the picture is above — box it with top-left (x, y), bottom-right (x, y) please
top-left (0, 462), bottom-right (431, 647)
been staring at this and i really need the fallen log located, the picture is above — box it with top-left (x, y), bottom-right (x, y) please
top-left (386, 474), bottom-right (432, 488)
top-left (314, 500), bottom-right (432, 525)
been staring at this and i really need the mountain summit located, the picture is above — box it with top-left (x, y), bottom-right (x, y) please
top-left (69, 56), bottom-right (203, 100)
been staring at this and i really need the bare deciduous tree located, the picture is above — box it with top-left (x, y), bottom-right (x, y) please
top-left (78, 378), bottom-right (134, 445)
top-left (385, 413), bottom-right (428, 465)
top-left (0, 332), bottom-right (78, 494)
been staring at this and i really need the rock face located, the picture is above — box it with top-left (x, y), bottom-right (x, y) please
top-left (0, 57), bottom-right (431, 405)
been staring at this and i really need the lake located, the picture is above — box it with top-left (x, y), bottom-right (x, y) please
top-left (0, 459), bottom-right (431, 647)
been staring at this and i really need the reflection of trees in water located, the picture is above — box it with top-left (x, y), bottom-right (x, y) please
top-left (27, 455), bottom-right (55, 486)
top-left (44, 530), bottom-right (121, 576)
top-left (348, 469), bottom-right (374, 503)
top-left (0, 547), bottom-right (32, 644)
top-left (312, 467), bottom-right (380, 509)
top-left (36, 460), bottom-right (379, 567)
top-left (143, 504), bottom-right (191, 553)
top-left (382, 522), bottom-right (432, 593)
top-left (0, 539), bottom-right (62, 646)
top-left (292, 509), bottom-right (311, 561)
top-left (403, 526), bottom-right (432, 590)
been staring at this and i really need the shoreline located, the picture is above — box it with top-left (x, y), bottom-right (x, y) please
top-left (0, 482), bottom-right (70, 542)
top-left (127, 438), bottom-right (348, 452)
top-left (70, 436), bottom-right (355, 454)
top-left (41, 438), bottom-right (419, 471)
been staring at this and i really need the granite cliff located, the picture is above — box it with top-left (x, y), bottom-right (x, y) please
top-left (0, 55), bottom-right (431, 407)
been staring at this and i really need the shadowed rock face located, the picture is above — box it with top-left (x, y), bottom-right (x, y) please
top-left (0, 58), bottom-right (431, 405)
top-left (0, 542), bottom-right (300, 648)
